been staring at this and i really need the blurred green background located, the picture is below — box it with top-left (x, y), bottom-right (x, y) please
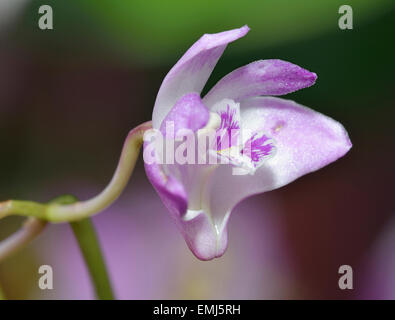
top-left (0, 0), bottom-right (394, 299)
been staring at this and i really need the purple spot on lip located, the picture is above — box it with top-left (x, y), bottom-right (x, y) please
top-left (219, 104), bottom-right (240, 130)
top-left (216, 104), bottom-right (240, 150)
top-left (213, 104), bottom-right (274, 168)
top-left (241, 133), bottom-right (275, 167)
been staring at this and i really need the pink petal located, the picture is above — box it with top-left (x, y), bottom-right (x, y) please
top-left (179, 210), bottom-right (229, 261)
top-left (203, 59), bottom-right (317, 107)
top-left (145, 157), bottom-right (228, 260)
top-left (144, 157), bottom-right (188, 219)
top-left (152, 25), bottom-right (250, 129)
top-left (144, 139), bottom-right (228, 260)
top-left (159, 93), bottom-right (209, 137)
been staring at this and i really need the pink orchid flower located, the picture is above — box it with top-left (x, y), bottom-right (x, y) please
top-left (144, 26), bottom-right (351, 260)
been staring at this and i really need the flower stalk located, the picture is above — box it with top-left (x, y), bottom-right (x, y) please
top-left (71, 218), bottom-right (114, 300)
top-left (0, 195), bottom-right (114, 299)
top-left (0, 121), bottom-right (152, 223)
top-left (47, 195), bottom-right (114, 300)
top-left (0, 122), bottom-right (152, 299)
top-left (0, 217), bottom-right (47, 262)
top-left (55, 194), bottom-right (113, 299)
top-left (46, 195), bottom-right (114, 299)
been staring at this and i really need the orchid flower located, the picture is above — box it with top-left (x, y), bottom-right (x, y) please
top-left (144, 25), bottom-right (352, 261)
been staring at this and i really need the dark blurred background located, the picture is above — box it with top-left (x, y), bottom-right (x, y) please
top-left (0, 0), bottom-right (394, 299)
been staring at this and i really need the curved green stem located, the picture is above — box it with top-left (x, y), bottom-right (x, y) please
top-left (71, 218), bottom-right (114, 300)
top-left (0, 122), bottom-right (151, 298)
top-left (0, 217), bottom-right (47, 262)
top-left (51, 195), bottom-right (114, 300)
top-left (0, 195), bottom-right (114, 299)
top-left (0, 121), bottom-right (152, 222)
